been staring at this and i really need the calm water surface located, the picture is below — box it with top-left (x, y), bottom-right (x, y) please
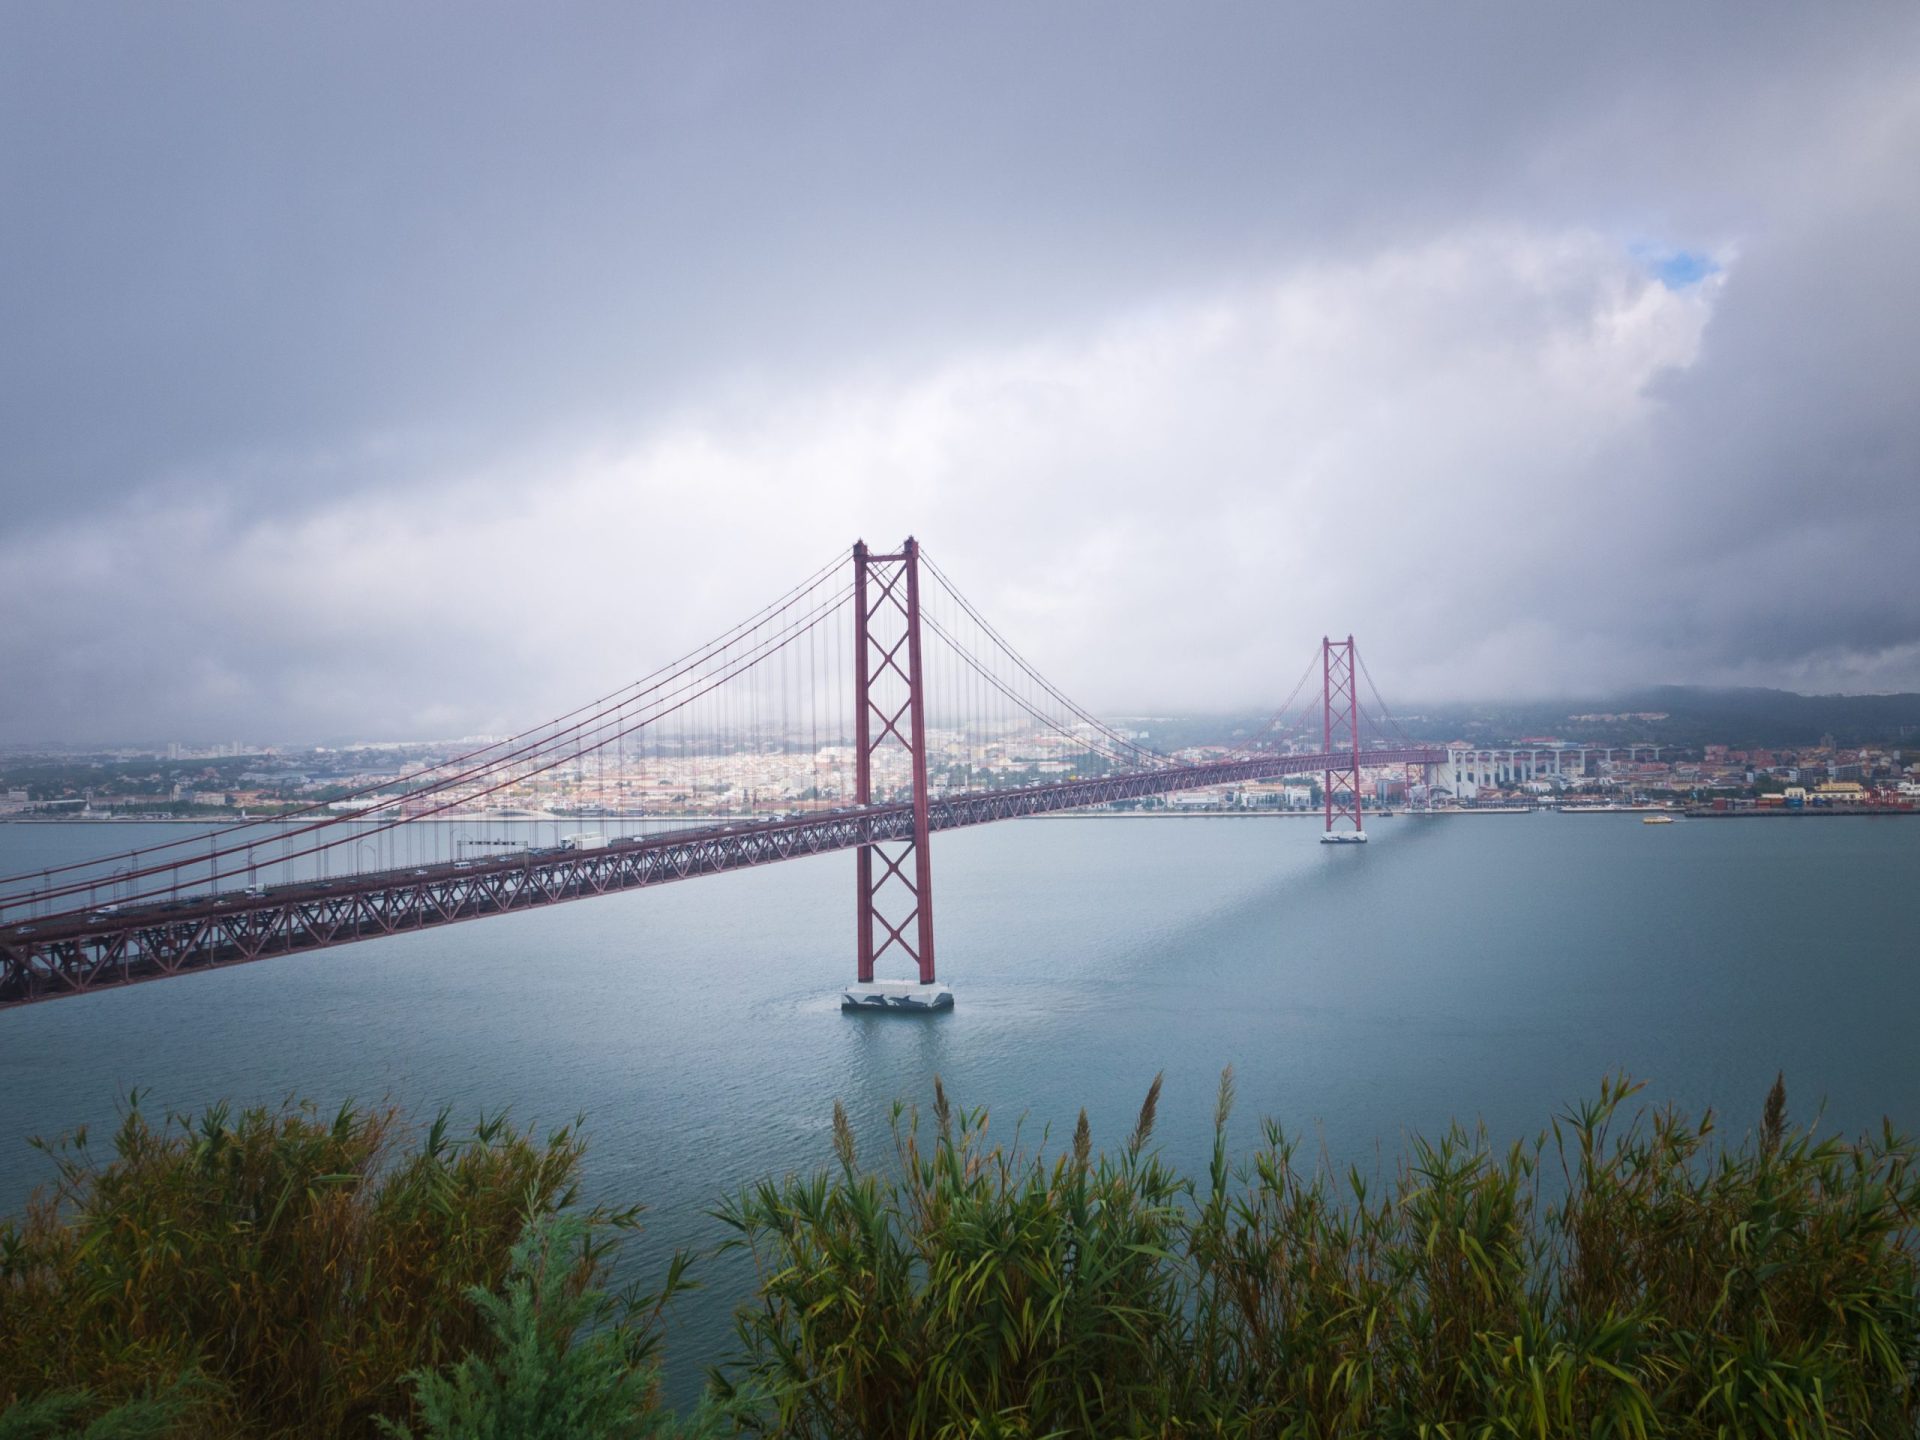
top-left (3, 813), bottom-right (1916, 1400)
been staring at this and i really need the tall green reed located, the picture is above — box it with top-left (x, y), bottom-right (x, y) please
top-left (0, 1094), bottom-right (640, 1439)
top-left (5, 1074), bottom-right (1915, 1438)
top-left (716, 1072), bottom-right (1920, 1438)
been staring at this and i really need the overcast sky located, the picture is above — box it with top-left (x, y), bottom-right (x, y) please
top-left (4, 3), bottom-right (1918, 743)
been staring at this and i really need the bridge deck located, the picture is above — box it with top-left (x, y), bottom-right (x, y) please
top-left (0, 748), bottom-right (1442, 1007)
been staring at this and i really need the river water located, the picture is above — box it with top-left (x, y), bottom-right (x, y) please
top-left (2, 812), bottom-right (1916, 1401)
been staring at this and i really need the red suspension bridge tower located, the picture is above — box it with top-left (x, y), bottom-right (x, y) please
top-left (1320, 635), bottom-right (1368, 843)
top-left (845, 537), bottom-right (953, 1010)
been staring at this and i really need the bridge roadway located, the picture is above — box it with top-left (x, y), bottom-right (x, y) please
top-left (0, 747), bottom-right (1443, 1008)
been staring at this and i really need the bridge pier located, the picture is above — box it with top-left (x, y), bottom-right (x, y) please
top-left (843, 537), bottom-right (952, 1012)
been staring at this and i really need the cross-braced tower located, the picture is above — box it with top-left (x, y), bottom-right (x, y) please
top-left (848, 538), bottom-right (948, 1005)
top-left (1321, 635), bottom-right (1365, 840)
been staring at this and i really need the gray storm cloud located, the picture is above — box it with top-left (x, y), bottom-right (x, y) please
top-left (2, 3), bottom-right (1917, 742)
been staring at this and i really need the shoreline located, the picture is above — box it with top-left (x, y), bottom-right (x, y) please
top-left (1681, 805), bottom-right (1916, 819)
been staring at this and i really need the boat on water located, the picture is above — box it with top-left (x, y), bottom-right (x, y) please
top-left (1643, 814), bottom-right (1675, 825)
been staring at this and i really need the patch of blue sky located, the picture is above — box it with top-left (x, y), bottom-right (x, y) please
top-left (1628, 241), bottom-right (1722, 291)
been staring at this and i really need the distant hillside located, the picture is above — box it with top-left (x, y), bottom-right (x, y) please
top-left (1616, 687), bottom-right (1920, 746)
top-left (1388, 686), bottom-right (1920, 750)
top-left (1134, 687), bottom-right (1920, 753)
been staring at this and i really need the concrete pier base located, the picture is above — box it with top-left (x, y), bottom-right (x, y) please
top-left (841, 980), bottom-right (955, 1012)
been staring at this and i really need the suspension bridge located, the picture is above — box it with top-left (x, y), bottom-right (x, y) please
top-left (0, 539), bottom-right (1443, 1010)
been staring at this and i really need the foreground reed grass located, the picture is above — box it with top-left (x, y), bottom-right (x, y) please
top-left (716, 1073), bottom-right (1920, 1437)
top-left (3, 1074), bottom-right (1917, 1437)
top-left (0, 1095), bottom-right (671, 1439)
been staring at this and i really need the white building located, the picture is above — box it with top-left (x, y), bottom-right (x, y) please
top-left (1430, 745), bottom-right (1663, 797)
